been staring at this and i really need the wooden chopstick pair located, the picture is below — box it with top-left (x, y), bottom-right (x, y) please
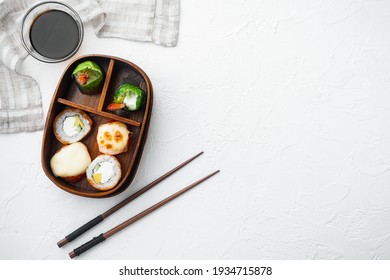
top-left (56, 151), bottom-right (219, 258)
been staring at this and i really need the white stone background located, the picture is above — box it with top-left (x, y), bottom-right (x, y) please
top-left (1, 0), bottom-right (390, 260)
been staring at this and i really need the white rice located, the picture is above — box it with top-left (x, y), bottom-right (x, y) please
top-left (54, 110), bottom-right (91, 144)
top-left (86, 155), bottom-right (122, 190)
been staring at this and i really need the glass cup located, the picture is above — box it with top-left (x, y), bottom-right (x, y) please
top-left (21, 1), bottom-right (84, 63)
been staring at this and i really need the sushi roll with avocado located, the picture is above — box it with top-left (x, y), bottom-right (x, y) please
top-left (54, 109), bottom-right (92, 144)
top-left (72, 61), bottom-right (104, 94)
top-left (86, 155), bottom-right (122, 191)
top-left (106, 83), bottom-right (145, 112)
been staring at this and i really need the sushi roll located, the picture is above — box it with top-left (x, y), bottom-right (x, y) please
top-left (54, 109), bottom-right (92, 144)
top-left (86, 155), bottom-right (122, 191)
top-left (72, 61), bottom-right (104, 94)
top-left (50, 142), bottom-right (92, 183)
top-left (106, 83), bottom-right (145, 112)
top-left (97, 121), bottom-right (131, 155)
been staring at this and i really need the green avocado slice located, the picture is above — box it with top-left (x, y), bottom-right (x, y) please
top-left (72, 61), bottom-right (103, 93)
top-left (113, 83), bottom-right (145, 111)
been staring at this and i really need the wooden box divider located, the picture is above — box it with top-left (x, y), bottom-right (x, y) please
top-left (98, 59), bottom-right (115, 112)
top-left (57, 98), bottom-right (141, 127)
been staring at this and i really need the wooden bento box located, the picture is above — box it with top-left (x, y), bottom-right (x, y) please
top-left (41, 54), bottom-right (152, 198)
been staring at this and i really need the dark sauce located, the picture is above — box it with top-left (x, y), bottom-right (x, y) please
top-left (30, 10), bottom-right (80, 59)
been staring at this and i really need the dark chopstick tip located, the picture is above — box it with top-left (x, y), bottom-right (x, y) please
top-left (202, 170), bottom-right (220, 181)
top-left (57, 238), bottom-right (68, 248)
top-left (193, 151), bottom-right (204, 158)
top-left (69, 251), bottom-right (76, 259)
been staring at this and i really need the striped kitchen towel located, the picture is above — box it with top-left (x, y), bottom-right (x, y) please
top-left (0, 0), bottom-right (180, 133)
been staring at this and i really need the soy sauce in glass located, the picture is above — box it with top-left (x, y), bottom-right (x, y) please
top-left (29, 10), bottom-right (80, 59)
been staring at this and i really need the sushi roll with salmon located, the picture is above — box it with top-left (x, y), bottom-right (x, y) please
top-left (86, 155), bottom-right (122, 191)
top-left (72, 60), bottom-right (104, 94)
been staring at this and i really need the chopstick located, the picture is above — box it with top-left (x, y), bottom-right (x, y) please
top-left (69, 170), bottom-right (220, 258)
top-left (57, 151), bottom-right (204, 248)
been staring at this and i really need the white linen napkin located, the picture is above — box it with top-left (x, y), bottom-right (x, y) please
top-left (0, 0), bottom-right (180, 133)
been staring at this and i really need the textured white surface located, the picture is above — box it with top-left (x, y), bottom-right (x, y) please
top-left (1, 0), bottom-right (390, 260)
